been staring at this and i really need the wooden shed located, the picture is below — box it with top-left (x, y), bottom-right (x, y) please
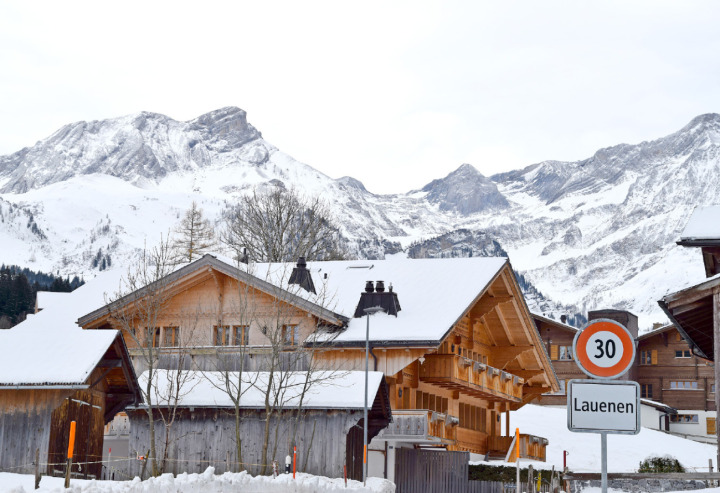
top-left (120, 370), bottom-right (391, 479)
top-left (0, 328), bottom-right (139, 479)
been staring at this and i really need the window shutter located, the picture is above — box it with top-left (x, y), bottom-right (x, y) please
top-left (707, 417), bottom-right (716, 435)
top-left (651, 350), bottom-right (658, 365)
top-left (550, 345), bottom-right (559, 360)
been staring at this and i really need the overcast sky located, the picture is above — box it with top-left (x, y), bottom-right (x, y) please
top-left (1, 1), bottom-right (719, 194)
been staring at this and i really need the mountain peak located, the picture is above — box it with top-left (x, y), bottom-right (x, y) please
top-left (421, 163), bottom-right (508, 214)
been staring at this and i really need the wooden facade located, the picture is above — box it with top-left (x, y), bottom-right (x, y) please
top-left (74, 255), bottom-right (558, 479)
top-left (0, 334), bottom-right (139, 478)
top-left (534, 310), bottom-right (715, 422)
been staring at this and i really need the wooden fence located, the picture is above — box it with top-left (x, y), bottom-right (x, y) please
top-left (395, 448), bottom-right (504, 493)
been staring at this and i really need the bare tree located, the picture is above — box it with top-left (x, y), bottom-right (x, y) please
top-left (105, 238), bottom-right (197, 477)
top-left (171, 201), bottom-right (217, 264)
top-left (222, 186), bottom-right (347, 263)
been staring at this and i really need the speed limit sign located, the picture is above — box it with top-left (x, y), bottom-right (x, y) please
top-left (573, 319), bottom-right (636, 379)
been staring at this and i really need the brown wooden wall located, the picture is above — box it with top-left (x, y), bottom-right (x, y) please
top-left (637, 330), bottom-right (715, 411)
top-left (47, 389), bottom-right (106, 479)
top-left (123, 408), bottom-right (366, 479)
top-left (0, 389), bottom-right (70, 474)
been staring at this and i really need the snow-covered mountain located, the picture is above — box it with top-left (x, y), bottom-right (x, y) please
top-left (1, 107), bottom-right (716, 330)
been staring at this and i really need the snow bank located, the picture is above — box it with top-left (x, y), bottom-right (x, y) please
top-left (0, 468), bottom-right (395, 493)
top-left (492, 405), bottom-right (716, 473)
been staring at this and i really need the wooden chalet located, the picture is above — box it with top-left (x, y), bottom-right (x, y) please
top-left (0, 327), bottom-right (139, 479)
top-left (72, 254), bottom-right (557, 481)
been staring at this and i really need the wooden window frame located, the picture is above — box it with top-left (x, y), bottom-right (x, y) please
top-left (163, 326), bottom-right (180, 347)
top-left (232, 325), bottom-right (250, 346)
top-left (674, 349), bottom-right (691, 358)
top-left (640, 383), bottom-right (652, 399)
top-left (282, 324), bottom-right (300, 346)
top-left (151, 327), bottom-right (161, 348)
top-left (669, 380), bottom-right (699, 390)
top-left (214, 325), bottom-right (230, 346)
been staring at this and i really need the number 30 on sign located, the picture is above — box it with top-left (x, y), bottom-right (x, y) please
top-left (572, 319), bottom-right (636, 379)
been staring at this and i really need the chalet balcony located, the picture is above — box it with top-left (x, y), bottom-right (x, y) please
top-left (488, 434), bottom-right (548, 462)
top-left (376, 410), bottom-right (459, 445)
top-left (419, 354), bottom-right (524, 402)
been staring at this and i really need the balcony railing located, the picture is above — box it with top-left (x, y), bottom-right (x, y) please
top-left (488, 434), bottom-right (548, 462)
top-left (376, 410), bottom-right (458, 444)
top-left (419, 354), bottom-right (523, 402)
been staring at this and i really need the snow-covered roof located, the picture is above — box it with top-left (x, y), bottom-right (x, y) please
top-left (138, 370), bottom-right (385, 409)
top-left (35, 290), bottom-right (71, 312)
top-left (679, 205), bottom-right (720, 241)
top-left (239, 256), bottom-right (509, 345)
top-left (0, 269), bottom-right (127, 386)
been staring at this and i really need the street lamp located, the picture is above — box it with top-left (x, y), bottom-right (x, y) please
top-left (363, 305), bottom-right (384, 486)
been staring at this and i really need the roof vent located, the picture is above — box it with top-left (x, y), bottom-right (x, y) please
top-left (353, 280), bottom-right (401, 318)
top-left (288, 257), bottom-right (316, 294)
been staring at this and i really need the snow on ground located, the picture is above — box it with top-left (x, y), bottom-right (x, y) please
top-left (487, 405), bottom-right (716, 473)
top-left (0, 468), bottom-right (394, 493)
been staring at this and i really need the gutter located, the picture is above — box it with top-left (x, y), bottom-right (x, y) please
top-left (0, 384), bottom-right (89, 390)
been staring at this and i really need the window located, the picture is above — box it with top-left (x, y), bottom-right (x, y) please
top-left (670, 414), bottom-right (698, 423)
top-left (669, 381), bottom-right (698, 390)
top-left (151, 327), bottom-right (161, 348)
top-left (214, 325), bottom-right (230, 346)
top-left (640, 350), bottom-right (657, 365)
top-left (640, 384), bottom-right (652, 399)
top-left (282, 325), bottom-right (300, 346)
top-left (675, 350), bottom-right (691, 358)
top-left (458, 403), bottom-right (487, 432)
top-left (163, 327), bottom-right (180, 347)
top-left (233, 325), bottom-right (250, 346)
top-left (712, 383), bottom-right (716, 393)
top-left (558, 346), bottom-right (573, 360)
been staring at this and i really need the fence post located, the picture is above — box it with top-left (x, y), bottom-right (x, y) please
top-left (64, 421), bottom-right (77, 489)
top-left (34, 448), bottom-right (40, 490)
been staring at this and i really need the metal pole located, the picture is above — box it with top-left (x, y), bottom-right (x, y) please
top-left (364, 311), bottom-right (370, 487)
top-left (601, 432), bottom-right (608, 493)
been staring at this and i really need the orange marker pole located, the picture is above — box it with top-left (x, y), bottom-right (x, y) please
top-left (64, 421), bottom-right (77, 488)
top-left (515, 427), bottom-right (521, 493)
top-left (293, 445), bottom-right (297, 479)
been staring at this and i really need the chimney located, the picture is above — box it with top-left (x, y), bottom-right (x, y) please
top-left (560, 314), bottom-right (567, 324)
top-left (288, 257), bottom-right (316, 294)
top-left (353, 280), bottom-right (401, 318)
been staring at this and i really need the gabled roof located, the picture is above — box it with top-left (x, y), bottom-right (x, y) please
top-left (658, 273), bottom-right (720, 361)
top-left (0, 270), bottom-right (138, 389)
top-left (77, 255), bottom-right (348, 329)
top-left (78, 254), bottom-right (511, 347)
top-left (637, 323), bottom-right (676, 342)
top-left (532, 313), bottom-right (578, 333)
top-left (244, 255), bottom-right (510, 345)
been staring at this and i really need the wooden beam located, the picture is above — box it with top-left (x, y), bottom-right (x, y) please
top-left (671, 299), bottom-right (712, 316)
top-left (97, 358), bottom-right (122, 368)
top-left (469, 295), bottom-right (514, 321)
top-left (491, 346), bottom-right (534, 368)
top-left (508, 369), bottom-right (545, 380)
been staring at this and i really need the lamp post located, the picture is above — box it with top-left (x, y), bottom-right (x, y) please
top-left (363, 305), bottom-right (384, 486)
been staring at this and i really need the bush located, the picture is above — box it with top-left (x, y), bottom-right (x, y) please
top-left (638, 455), bottom-right (685, 473)
top-left (469, 464), bottom-right (564, 482)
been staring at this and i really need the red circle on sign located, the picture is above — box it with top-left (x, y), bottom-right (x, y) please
top-left (574, 319), bottom-right (635, 379)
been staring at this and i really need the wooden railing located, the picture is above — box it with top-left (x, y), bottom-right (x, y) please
top-left (488, 434), bottom-right (548, 462)
top-left (419, 354), bottom-right (524, 402)
top-left (376, 410), bottom-right (458, 444)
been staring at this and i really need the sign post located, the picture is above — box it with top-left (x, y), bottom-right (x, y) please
top-left (568, 319), bottom-right (640, 493)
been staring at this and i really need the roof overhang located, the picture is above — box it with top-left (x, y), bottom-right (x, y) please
top-left (658, 276), bottom-right (720, 361)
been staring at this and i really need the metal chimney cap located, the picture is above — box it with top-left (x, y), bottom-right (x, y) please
top-left (375, 280), bottom-right (385, 293)
top-left (365, 281), bottom-right (374, 293)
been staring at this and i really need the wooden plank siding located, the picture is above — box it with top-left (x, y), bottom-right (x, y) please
top-left (126, 408), bottom-right (366, 478)
top-left (47, 389), bottom-right (106, 478)
top-left (0, 389), bottom-right (70, 474)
